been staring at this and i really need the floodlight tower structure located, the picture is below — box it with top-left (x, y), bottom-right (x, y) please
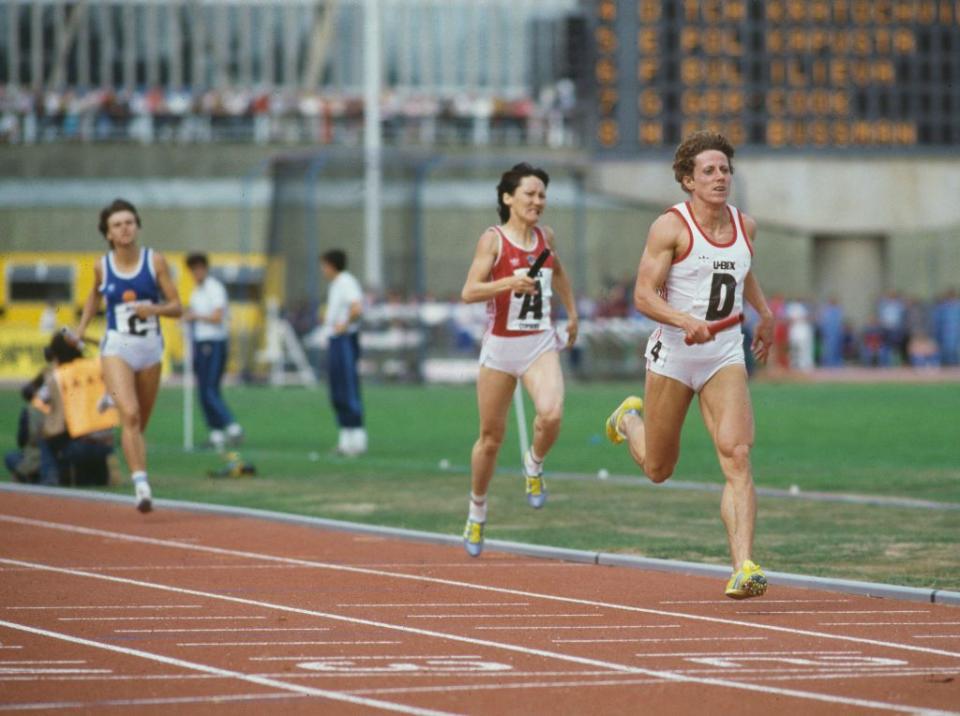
top-left (363, 0), bottom-right (384, 294)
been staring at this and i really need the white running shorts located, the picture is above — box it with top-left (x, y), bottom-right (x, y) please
top-left (644, 328), bottom-right (745, 392)
top-left (479, 329), bottom-right (564, 378)
top-left (100, 330), bottom-right (164, 372)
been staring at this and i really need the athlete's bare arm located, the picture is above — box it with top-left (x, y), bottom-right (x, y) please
top-left (461, 229), bottom-right (537, 304)
top-left (634, 212), bottom-right (713, 344)
top-left (739, 213), bottom-right (774, 362)
top-left (75, 262), bottom-right (103, 339)
top-left (542, 226), bottom-right (578, 347)
top-left (136, 252), bottom-right (182, 320)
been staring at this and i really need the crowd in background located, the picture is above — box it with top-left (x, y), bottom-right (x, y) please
top-left (0, 83), bottom-right (578, 147)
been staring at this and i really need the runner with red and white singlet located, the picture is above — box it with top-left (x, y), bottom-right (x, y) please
top-left (460, 163), bottom-right (578, 558)
top-left (486, 225), bottom-right (555, 336)
top-left (604, 131), bottom-right (776, 600)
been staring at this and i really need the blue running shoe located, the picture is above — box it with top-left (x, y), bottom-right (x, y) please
top-left (463, 518), bottom-right (485, 557)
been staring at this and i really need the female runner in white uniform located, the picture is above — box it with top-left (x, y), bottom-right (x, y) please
top-left (604, 131), bottom-right (776, 599)
top-left (76, 199), bottom-right (182, 512)
top-left (459, 163), bottom-right (578, 557)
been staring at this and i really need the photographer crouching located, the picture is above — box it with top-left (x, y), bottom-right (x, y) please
top-left (13, 332), bottom-right (120, 487)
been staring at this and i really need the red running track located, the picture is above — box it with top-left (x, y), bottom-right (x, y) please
top-left (0, 492), bottom-right (957, 715)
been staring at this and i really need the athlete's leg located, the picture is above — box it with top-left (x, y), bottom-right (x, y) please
top-left (698, 365), bottom-right (756, 570)
top-left (470, 366), bottom-right (517, 499)
top-left (101, 356), bottom-right (147, 474)
top-left (135, 362), bottom-right (162, 431)
top-left (621, 371), bottom-right (694, 482)
top-left (520, 349), bottom-right (564, 462)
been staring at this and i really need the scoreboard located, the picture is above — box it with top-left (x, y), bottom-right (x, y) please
top-left (584, 0), bottom-right (960, 152)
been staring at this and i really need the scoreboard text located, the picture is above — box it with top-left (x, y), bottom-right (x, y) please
top-left (587, 0), bottom-right (960, 151)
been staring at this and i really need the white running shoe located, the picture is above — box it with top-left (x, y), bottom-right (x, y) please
top-left (134, 479), bottom-right (153, 513)
top-left (226, 423), bottom-right (244, 446)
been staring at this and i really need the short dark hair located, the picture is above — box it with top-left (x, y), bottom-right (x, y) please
top-left (43, 331), bottom-right (82, 365)
top-left (672, 130), bottom-right (735, 191)
top-left (185, 252), bottom-right (209, 269)
top-left (496, 163), bottom-right (550, 223)
top-left (98, 198), bottom-right (142, 237)
top-left (321, 249), bottom-right (347, 272)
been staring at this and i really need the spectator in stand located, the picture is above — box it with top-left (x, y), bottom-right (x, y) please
top-left (876, 290), bottom-right (908, 366)
top-left (908, 331), bottom-right (940, 368)
top-left (786, 299), bottom-right (815, 371)
top-left (933, 289), bottom-right (960, 366)
top-left (860, 314), bottom-right (885, 367)
top-left (767, 293), bottom-right (790, 370)
top-left (817, 296), bottom-right (845, 367)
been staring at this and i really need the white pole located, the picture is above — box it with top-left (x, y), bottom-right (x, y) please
top-left (182, 323), bottom-right (194, 452)
top-left (363, 0), bottom-right (383, 292)
top-left (513, 384), bottom-right (530, 462)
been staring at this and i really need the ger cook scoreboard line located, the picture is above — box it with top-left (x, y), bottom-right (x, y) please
top-left (584, 0), bottom-right (960, 152)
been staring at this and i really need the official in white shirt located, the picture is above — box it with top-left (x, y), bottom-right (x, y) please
top-left (184, 253), bottom-right (243, 450)
top-left (320, 249), bottom-right (367, 456)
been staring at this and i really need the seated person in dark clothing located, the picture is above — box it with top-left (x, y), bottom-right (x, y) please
top-left (5, 381), bottom-right (44, 483)
top-left (35, 332), bottom-right (118, 487)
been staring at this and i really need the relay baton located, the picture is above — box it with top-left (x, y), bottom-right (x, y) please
top-left (514, 248), bottom-right (551, 298)
top-left (684, 312), bottom-right (744, 345)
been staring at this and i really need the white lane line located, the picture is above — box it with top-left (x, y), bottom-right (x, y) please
top-left (271, 655), bottom-right (484, 661)
top-left (0, 669), bottom-right (618, 681)
top-left (662, 600), bottom-right (853, 605)
top-left (59, 616), bottom-right (267, 622)
top-left (0, 562), bottom-right (575, 573)
top-left (740, 610), bottom-right (930, 615)
top-left (407, 614), bottom-right (599, 619)
top-left (633, 650), bottom-right (862, 658)
top-left (0, 619), bottom-right (456, 716)
top-left (347, 668), bottom-right (960, 698)
top-left (6, 605), bottom-right (201, 610)
top-left (551, 636), bottom-right (768, 653)
top-left (4, 514), bottom-right (956, 661)
top-left (0, 668), bottom-right (111, 675)
top-left (476, 625), bottom-right (688, 631)
top-left (115, 628), bottom-right (332, 634)
top-left (1, 559), bottom-right (951, 716)
top-left (6, 667), bottom-right (957, 686)
top-left (0, 646), bottom-right (23, 650)
top-left (176, 641), bottom-right (385, 647)
top-left (183, 641), bottom-right (400, 647)
top-left (821, 622), bottom-right (960, 627)
top-left (0, 660), bottom-right (87, 665)
top-left (0, 692), bottom-right (303, 712)
top-left (340, 603), bottom-right (531, 608)
top-left (555, 637), bottom-right (769, 645)
top-left (352, 678), bottom-right (663, 696)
